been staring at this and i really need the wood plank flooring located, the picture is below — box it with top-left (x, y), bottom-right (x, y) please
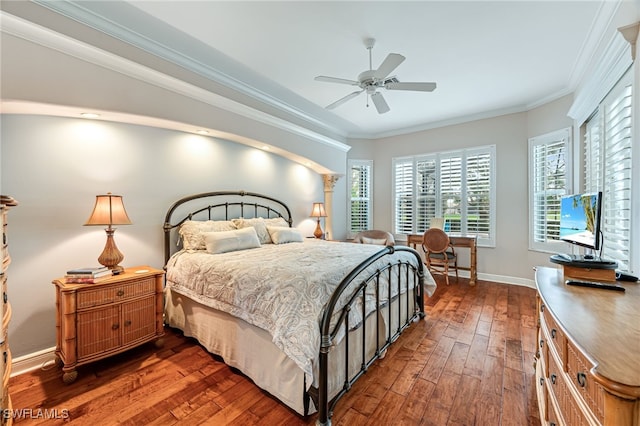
top-left (8, 276), bottom-right (540, 425)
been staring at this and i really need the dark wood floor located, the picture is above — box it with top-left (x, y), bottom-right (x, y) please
top-left (9, 276), bottom-right (540, 425)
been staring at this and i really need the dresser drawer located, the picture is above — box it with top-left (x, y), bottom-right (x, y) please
top-left (77, 277), bottom-right (156, 309)
top-left (548, 347), bottom-right (589, 426)
top-left (542, 304), bottom-right (565, 362)
top-left (566, 340), bottom-right (605, 424)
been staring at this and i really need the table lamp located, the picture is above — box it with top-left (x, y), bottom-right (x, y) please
top-left (310, 202), bottom-right (327, 239)
top-left (84, 193), bottom-right (132, 273)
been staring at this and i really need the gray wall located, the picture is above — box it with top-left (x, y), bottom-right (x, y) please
top-left (347, 95), bottom-right (575, 282)
top-left (1, 114), bottom-right (327, 357)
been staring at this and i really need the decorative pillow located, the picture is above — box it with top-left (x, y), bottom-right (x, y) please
top-left (362, 237), bottom-right (389, 245)
top-left (204, 227), bottom-right (261, 254)
top-left (266, 226), bottom-right (303, 244)
top-left (231, 217), bottom-right (287, 243)
top-left (179, 220), bottom-right (237, 250)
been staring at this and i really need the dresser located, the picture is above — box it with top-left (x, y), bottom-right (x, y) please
top-left (52, 266), bottom-right (164, 383)
top-left (1, 197), bottom-right (17, 425)
top-left (534, 266), bottom-right (640, 426)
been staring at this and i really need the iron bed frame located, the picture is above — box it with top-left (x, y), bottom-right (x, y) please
top-left (163, 190), bottom-right (425, 425)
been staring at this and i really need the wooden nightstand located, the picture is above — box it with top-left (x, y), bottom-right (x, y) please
top-left (52, 266), bottom-right (164, 383)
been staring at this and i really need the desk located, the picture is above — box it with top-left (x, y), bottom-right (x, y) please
top-left (407, 234), bottom-right (478, 286)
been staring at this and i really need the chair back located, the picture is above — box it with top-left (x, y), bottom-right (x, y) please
top-left (422, 228), bottom-right (450, 253)
top-left (353, 230), bottom-right (395, 246)
top-left (429, 217), bottom-right (445, 230)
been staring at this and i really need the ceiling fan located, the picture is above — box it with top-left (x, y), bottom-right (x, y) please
top-left (315, 38), bottom-right (437, 114)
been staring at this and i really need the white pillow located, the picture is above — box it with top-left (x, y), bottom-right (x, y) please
top-left (232, 217), bottom-right (288, 244)
top-left (362, 236), bottom-right (388, 245)
top-left (266, 226), bottom-right (304, 244)
top-left (204, 227), bottom-right (261, 254)
top-left (179, 220), bottom-right (237, 250)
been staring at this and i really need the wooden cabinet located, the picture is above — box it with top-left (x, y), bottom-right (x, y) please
top-left (1, 197), bottom-right (17, 426)
top-left (52, 267), bottom-right (164, 383)
top-left (534, 266), bottom-right (640, 426)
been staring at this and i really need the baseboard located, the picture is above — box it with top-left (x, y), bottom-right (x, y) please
top-left (441, 269), bottom-right (536, 289)
top-left (10, 346), bottom-right (57, 377)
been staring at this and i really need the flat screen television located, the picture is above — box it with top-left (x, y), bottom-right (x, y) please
top-left (559, 191), bottom-right (602, 251)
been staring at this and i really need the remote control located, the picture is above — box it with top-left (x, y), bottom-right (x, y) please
top-left (565, 279), bottom-right (625, 292)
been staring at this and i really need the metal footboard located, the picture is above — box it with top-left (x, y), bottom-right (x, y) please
top-left (313, 246), bottom-right (425, 425)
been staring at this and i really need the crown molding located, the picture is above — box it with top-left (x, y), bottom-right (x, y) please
top-left (30, 0), bottom-right (350, 141)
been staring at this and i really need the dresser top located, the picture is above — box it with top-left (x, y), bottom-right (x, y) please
top-left (536, 266), bottom-right (640, 391)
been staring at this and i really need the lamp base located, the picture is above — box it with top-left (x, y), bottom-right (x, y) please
top-left (313, 219), bottom-right (324, 239)
top-left (110, 265), bottom-right (125, 275)
top-left (98, 228), bottom-right (125, 273)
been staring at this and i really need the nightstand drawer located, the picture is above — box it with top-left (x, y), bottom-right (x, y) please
top-left (77, 277), bottom-right (156, 309)
top-left (542, 304), bottom-right (565, 362)
top-left (567, 340), bottom-right (605, 423)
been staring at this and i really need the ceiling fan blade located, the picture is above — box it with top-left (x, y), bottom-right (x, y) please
top-left (326, 90), bottom-right (364, 110)
top-left (373, 53), bottom-right (405, 80)
top-left (315, 76), bottom-right (360, 86)
top-left (370, 92), bottom-right (390, 114)
top-left (385, 82), bottom-right (437, 92)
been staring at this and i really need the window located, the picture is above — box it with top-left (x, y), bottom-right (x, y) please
top-left (347, 160), bottom-right (372, 238)
top-left (393, 145), bottom-right (496, 246)
top-left (528, 128), bottom-right (571, 252)
top-left (584, 69), bottom-right (633, 271)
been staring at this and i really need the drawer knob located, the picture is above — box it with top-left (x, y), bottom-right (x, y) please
top-left (541, 304), bottom-right (545, 312)
top-left (124, 320), bottom-right (132, 327)
top-left (539, 339), bottom-right (544, 348)
top-left (117, 289), bottom-right (125, 297)
top-left (551, 329), bottom-right (557, 339)
top-left (112, 323), bottom-right (119, 330)
top-left (551, 374), bottom-right (557, 385)
top-left (576, 372), bottom-right (587, 387)
top-left (539, 377), bottom-right (544, 386)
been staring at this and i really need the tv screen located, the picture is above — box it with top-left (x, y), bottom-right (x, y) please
top-left (559, 192), bottom-right (602, 250)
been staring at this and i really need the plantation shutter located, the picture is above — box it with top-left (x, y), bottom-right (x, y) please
top-left (440, 154), bottom-right (463, 234)
top-left (393, 146), bottom-right (495, 246)
top-left (466, 149), bottom-right (493, 239)
top-left (347, 160), bottom-right (372, 238)
top-left (585, 70), bottom-right (633, 271)
top-left (528, 128), bottom-right (570, 252)
top-left (393, 158), bottom-right (414, 234)
top-left (416, 157), bottom-right (437, 233)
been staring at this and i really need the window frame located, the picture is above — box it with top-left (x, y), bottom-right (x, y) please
top-left (347, 159), bottom-right (373, 239)
top-left (392, 145), bottom-right (496, 247)
top-left (528, 127), bottom-right (572, 253)
top-left (583, 69), bottom-right (633, 272)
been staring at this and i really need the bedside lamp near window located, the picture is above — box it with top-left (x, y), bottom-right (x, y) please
top-left (84, 193), bottom-right (132, 273)
top-left (310, 202), bottom-right (327, 239)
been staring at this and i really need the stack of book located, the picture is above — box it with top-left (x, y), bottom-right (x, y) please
top-left (65, 266), bottom-right (112, 283)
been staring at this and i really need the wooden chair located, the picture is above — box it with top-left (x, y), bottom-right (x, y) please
top-left (421, 228), bottom-right (458, 285)
top-left (353, 230), bottom-right (395, 246)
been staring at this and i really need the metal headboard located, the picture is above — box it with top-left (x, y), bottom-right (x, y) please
top-left (163, 190), bottom-right (293, 264)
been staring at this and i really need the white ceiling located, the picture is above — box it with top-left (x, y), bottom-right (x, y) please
top-left (121, 0), bottom-right (610, 138)
top-left (1, 1), bottom-right (621, 140)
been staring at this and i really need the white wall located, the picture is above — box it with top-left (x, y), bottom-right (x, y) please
top-left (348, 95), bottom-right (576, 282)
top-left (1, 114), bottom-right (328, 357)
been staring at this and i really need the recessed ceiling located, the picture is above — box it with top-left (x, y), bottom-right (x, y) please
top-left (124, 0), bottom-right (608, 137)
top-left (2, 1), bottom-right (617, 139)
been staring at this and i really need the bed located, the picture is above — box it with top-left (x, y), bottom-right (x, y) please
top-left (162, 191), bottom-right (436, 424)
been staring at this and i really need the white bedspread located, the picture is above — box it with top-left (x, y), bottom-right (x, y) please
top-left (166, 239), bottom-right (435, 381)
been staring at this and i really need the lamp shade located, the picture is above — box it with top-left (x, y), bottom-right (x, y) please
top-left (309, 202), bottom-right (327, 218)
top-left (84, 193), bottom-right (132, 226)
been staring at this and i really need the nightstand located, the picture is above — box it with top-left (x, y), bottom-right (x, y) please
top-left (52, 266), bottom-right (164, 383)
